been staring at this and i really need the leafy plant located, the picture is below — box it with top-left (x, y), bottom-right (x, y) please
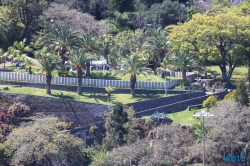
top-left (202, 95), bottom-right (217, 111)
top-left (151, 111), bottom-right (172, 124)
top-left (89, 125), bottom-right (98, 133)
top-left (104, 86), bottom-right (115, 102)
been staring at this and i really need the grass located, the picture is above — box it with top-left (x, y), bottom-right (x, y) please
top-left (2, 63), bottom-right (179, 82)
top-left (206, 65), bottom-right (248, 78)
top-left (0, 85), bottom-right (167, 106)
top-left (168, 109), bottom-right (202, 125)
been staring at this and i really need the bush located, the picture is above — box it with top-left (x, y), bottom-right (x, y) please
top-left (234, 80), bottom-right (249, 107)
top-left (202, 95), bottom-right (217, 111)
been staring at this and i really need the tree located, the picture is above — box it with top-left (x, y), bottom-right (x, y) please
top-left (23, 58), bottom-right (35, 74)
top-left (109, 0), bottom-right (134, 14)
top-left (105, 11), bottom-right (135, 34)
top-left (169, 10), bottom-right (250, 81)
top-left (45, 25), bottom-right (81, 65)
top-left (103, 102), bottom-right (128, 150)
top-left (97, 34), bottom-right (114, 64)
top-left (2, 0), bottom-right (47, 45)
top-left (202, 95), bottom-right (217, 111)
top-left (68, 49), bottom-right (95, 95)
top-left (2, 117), bottom-right (85, 166)
top-left (81, 33), bottom-right (99, 77)
top-left (140, 0), bottom-right (187, 28)
top-left (156, 57), bottom-right (168, 78)
top-left (105, 86), bottom-right (115, 102)
top-left (116, 54), bottom-right (149, 96)
top-left (168, 51), bottom-right (201, 80)
top-left (234, 80), bottom-right (249, 107)
top-left (38, 50), bottom-right (60, 95)
top-left (39, 3), bottom-right (108, 36)
top-left (143, 27), bottom-right (170, 74)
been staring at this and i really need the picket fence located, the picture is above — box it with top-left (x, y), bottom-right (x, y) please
top-left (0, 71), bottom-right (195, 89)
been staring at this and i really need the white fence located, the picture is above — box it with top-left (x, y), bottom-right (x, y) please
top-left (0, 71), bottom-right (195, 89)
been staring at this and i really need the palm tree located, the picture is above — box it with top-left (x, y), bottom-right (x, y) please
top-left (81, 33), bottom-right (99, 77)
top-left (68, 49), bottom-right (95, 95)
top-left (105, 86), bottom-right (115, 102)
top-left (23, 58), bottom-right (35, 74)
top-left (168, 51), bottom-right (201, 80)
top-left (38, 51), bottom-right (60, 95)
top-left (143, 28), bottom-right (170, 74)
top-left (156, 57), bottom-right (169, 78)
top-left (45, 26), bottom-right (81, 64)
top-left (117, 54), bottom-right (149, 96)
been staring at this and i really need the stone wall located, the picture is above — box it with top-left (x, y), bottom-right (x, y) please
top-left (0, 80), bottom-right (192, 94)
top-left (126, 92), bottom-right (207, 113)
top-left (135, 91), bottom-right (228, 117)
top-left (2, 93), bottom-right (112, 127)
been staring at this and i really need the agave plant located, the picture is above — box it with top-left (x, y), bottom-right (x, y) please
top-left (152, 111), bottom-right (172, 124)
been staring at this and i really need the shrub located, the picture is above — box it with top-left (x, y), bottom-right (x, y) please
top-left (234, 80), bottom-right (249, 107)
top-left (202, 95), bottom-right (217, 111)
top-left (89, 125), bottom-right (98, 133)
top-left (224, 91), bottom-right (236, 100)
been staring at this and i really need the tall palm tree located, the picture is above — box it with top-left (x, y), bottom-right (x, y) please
top-left (117, 54), bottom-right (149, 96)
top-left (45, 26), bottom-right (81, 64)
top-left (143, 27), bottom-right (170, 74)
top-left (68, 49), bottom-right (95, 95)
top-left (81, 33), bottom-right (99, 77)
top-left (168, 51), bottom-right (201, 80)
top-left (38, 51), bottom-right (60, 95)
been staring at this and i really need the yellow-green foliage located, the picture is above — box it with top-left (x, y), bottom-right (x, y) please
top-left (89, 125), bottom-right (98, 133)
top-left (224, 91), bottom-right (236, 100)
top-left (203, 95), bottom-right (217, 110)
top-left (104, 86), bottom-right (115, 93)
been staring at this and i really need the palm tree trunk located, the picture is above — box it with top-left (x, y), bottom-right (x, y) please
top-left (182, 69), bottom-right (187, 80)
top-left (29, 67), bottom-right (32, 74)
top-left (86, 62), bottom-right (91, 77)
top-left (46, 73), bottom-right (52, 95)
top-left (130, 75), bottom-right (136, 96)
top-left (108, 93), bottom-right (110, 102)
top-left (77, 68), bottom-right (82, 95)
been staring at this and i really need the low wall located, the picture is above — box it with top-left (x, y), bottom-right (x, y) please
top-left (127, 92), bottom-right (207, 112)
top-left (135, 91), bottom-right (228, 117)
top-left (0, 80), bottom-right (193, 94)
top-left (1, 93), bottom-right (112, 127)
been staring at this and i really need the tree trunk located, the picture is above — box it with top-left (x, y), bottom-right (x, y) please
top-left (77, 68), bottom-right (83, 95)
top-left (86, 62), bottom-right (91, 77)
top-left (182, 69), bottom-right (187, 80)
top-left (108, 93), bottom-right (111, 102)
top-left (24, 24), bottom-right (31, 45)
top-left (130, 74), bottom-right (136, 96)
top-left (219, 64), bottom-right (228, 81)
top-left (249, 57), bottom-right (250, 90)
top-left (46, 73), bottom-right (52, 95)
top-left (29, 67), bottom-right (32, 74)
top-left (60, 46), bottom-right (66, 65)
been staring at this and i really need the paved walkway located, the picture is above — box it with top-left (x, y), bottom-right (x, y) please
top-left (0, 62), bottom-right (12, 69)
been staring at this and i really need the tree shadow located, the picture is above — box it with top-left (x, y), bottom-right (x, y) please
top-left (51, 91), bottom-right (75, 100)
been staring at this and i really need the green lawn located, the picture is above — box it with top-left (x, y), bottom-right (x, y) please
top-left (206, 65), bottom-right (248, 78)
top-left (3, 64), bottom-right (179, 82)
top-left (168, 109), bottom-right (202, 125)
top-left (0, 85), bottom-right (167, 105)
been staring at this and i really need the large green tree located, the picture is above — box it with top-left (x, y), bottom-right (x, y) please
top-left (140, 0), bottom-right (187, 28)
top-left (169, 10), bottom-right (250, 81)
top-left (68, 49), bottom-right (95, 95)
top-left (2, 0), bottom-right (47, 45)
top-left (109, 0), bottom-right (134, 14)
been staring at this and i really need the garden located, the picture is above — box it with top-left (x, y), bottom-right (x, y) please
top-left (1, 0), bottom-right (250, 165)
